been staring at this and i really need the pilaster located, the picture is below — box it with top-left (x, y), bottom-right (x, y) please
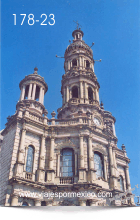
top-left (11, 194), bottom-right (18, 206)
top-left (78, 135), bottom-right (86, 183)
top-left (88, 136), bottom-right (96, 182)
top-left (46, 136), bottom-right (55, 183)
top-left (37, 135), bottom-right (46, 182)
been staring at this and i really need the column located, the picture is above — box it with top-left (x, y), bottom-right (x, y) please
top-left (112, 148), bottom-right (117, 169)
top-left (39, 87), bottom-right (42, 103)
top-left (35, 200), bottom-right (41, 206)
top-left (18, 128), bottom-right (26, 163)
top-left (39, 135), bottom-right (45, 169)
top-left (88, 136), bottom-right (94, 170)
top-left (11, 194), bottom-right (18, 206)
top-left (90, 200), bottom-right (97, 206)
top-left (125, 166), bottom-right (131, 190)
top-left (82, 57), bottom-right (84, 67)
top-left (84, 82), bottom-right (88, 99)
top-left (49, 137), bottom-right (55, 169)
top-left (79, 56), bottom-right (82, 67)
top-left (77, 59), bottom-right (79, 66)
top-left (14, 127), bottom-right (26, 178)
top-left (88, 136), bottom-right (96, 182)
top-left (32, 84), bottom-right (36, 100)
top-left (68, 61), bottom-right (70, 70)
top-left (57, 153), bottom-right (60, 176)
top-left (108, 145), bottom-right (117, 189)
top-left (66, 86), bottom-right (69, 102)
top-left (28, 84), bottom-right (33, 99)
top-left (79, 200), bottom-right (86, 206)
top-left (79, 135), bottom-right (84, 168)
top-left (46, 201), bottom-right (52, 206)
top-left (84, 60), bottom-right (86, 67)
top-left (41, 89), bottom-right (45, 104)
top-left (95, 88), bottom-right (99, 102)
top-left (78, 135), bottom-right (86, 181)
top-left (75, 153), bottom-right (78, 176)
top-left (21, 85), bottom-right (26, 101)
top-left (46, 137), bottom-right (55, 183)
top-left (103, 156), bottom-right (108, 181)
top-left (63, 87), bottom-right (66, 104)
top-left (112, 123), bottom-right (116, 136)
top-left (80, 81), bottom-right (83, 99)
top-left (108, 146), bottom-right (114, 176)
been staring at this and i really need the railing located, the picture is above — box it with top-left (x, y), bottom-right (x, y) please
top-left (28, 112), bottom-right (44, 123)
top-left (48, 117), bottom-right (91, 126)
top-left (69, 98), bottom-right (80, 104)
top-left (25, 172), bottom-right (33, 180)
top-left (89, 100), bottom-right (99, 105)
top-left (82, 118), bottom-right (88, 124)
top-left (60, 177), bottom-right (74, 184)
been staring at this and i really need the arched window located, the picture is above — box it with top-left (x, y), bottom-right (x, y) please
top-left (72, 59), bottom-right (77, 67)
top-left (35, 86), bottom-right (40, 101)
top-left (120, 176), bottom-right (124, 191)
top-left (76, 34), bottom-right (78, 39)
top-left (88, 87), bottom-right (93, 101)
top-left (24, 85), bottom-right (29, 99)
top-left (72, 86), bottom-right (78, 98)
top-left (60, 148), bottom-right (74, 177)
top-left (26, 145), bottom-right (34, 173)
top-left (94, 152), bottom-right (104, 178)
top-left (22, 201), bottom-right (28, 206)
top-left (86, 60), bottom-right (90, 68)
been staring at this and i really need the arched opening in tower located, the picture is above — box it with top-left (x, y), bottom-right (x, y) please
top-left (72, 86), bottom-right (78, 98)
top-left (35, 86), bottom-right (40, 101)
top-left (88, 87), bottom-right (93, 101)
top-left (24, 85), bottom-right (29, 99)
top-left (86, 60), bottom-right (90, 68)
top-left (72, 59), bottom-right (77, 67)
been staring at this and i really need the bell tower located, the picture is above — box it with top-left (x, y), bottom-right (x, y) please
top-left (16, 67), bottom-right (48, 116)
top-left (57, 28), bottom-right (100, 119)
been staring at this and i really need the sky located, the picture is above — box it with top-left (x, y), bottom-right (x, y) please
top-left (1, 0), bottom-right (140, 204)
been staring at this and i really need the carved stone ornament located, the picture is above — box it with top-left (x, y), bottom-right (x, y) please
top-left (40, 156), bottom-right (44, 160)
top-left (57, 137), bottom-right (76, 147)
top-left (19, 149), bottom-right (24, 153)
top-left (70, 107), bottom-right (77, 113)
top-left (80, 155), bottom-right (84, 160)
top-left (89, 157), bottom-right (93, 161)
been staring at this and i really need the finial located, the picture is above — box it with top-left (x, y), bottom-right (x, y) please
top-left (51, 111), bottom-right (56, 118)
top-left (121, 144), bottom-right (126, 151)
top-left (86, 111), bottom-right (91, 117)
top-left (73, 20), bottom-right (82, 30)
top-left (34, 67), bottom-right (38, 74)
top-left (100, 101), bottom-right (104, 109)
top-left (44, 109), bottom-right (48, 117)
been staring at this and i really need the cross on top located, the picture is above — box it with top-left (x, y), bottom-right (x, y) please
top-left (73, 20), bottom-right (82, 30)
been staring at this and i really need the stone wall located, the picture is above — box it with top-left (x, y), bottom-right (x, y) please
top-left (0, 124), bottom-right (17, 205)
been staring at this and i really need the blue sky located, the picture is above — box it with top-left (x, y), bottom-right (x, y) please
top-left (1, 0), bottom-right (140, 203)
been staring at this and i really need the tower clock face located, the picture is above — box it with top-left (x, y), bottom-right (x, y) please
top-left (93, 117), bottom-right (101, 126)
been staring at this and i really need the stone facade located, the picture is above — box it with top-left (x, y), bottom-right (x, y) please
top-left (0, 28), bottom-right (135, 206)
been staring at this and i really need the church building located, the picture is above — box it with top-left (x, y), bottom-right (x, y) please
top-left (0, 28), bottom-right (135, 206)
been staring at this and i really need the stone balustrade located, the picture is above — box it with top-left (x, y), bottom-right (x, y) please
top-left (59, 177), bottom-right (74, 184)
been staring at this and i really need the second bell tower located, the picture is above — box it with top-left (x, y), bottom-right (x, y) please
top-left (57, 28), bottom-right (100, 119)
